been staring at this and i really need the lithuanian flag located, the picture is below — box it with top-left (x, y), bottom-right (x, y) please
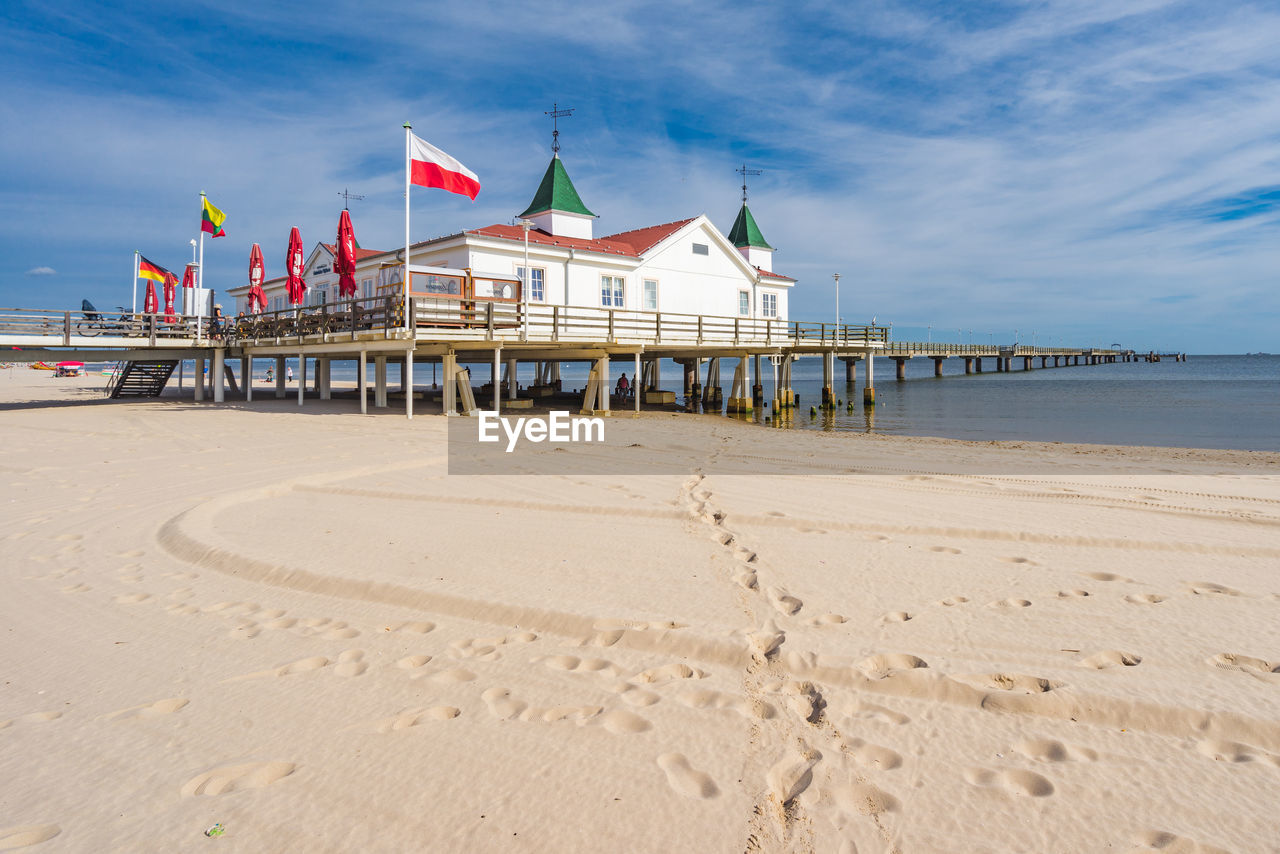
top-left (138, 256), bottom-right (172, 282)
top-left (201, 196), bottom-right (226, 237)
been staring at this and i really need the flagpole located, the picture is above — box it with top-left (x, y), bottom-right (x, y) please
top-left (403, 122), bottom-right (411, 335)
top-left (198, 192), bottom-right (206, 338)
top-left (131, 251), bottom-right (139, 315)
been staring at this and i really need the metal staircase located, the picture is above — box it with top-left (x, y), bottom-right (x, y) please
top-left (108, 360), bottom-right (178, 398)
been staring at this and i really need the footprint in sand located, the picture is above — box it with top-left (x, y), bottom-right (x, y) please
top-left (1184, 581), bottom-right (1244, 597)
top-left (538, 655), bottom-right (621, 678)
top-left (856, 654), bottom-right (928, 680)
top-left (987, 598), bottom-right (1032, 609)
top-left (0, 711), bottom-right (62, 730)
top-left (1079, 650), bottom-right (1142, 669)
top-left (998, 556), bottom-right (1037, 565)
top-left (657, 753), bottom-right (719, 799)
top-left (846, 739), bottom-right (903, 771)
top-left (830, 782), bottom-right (900, 816)
top-left (938, 595), bottom-right (970, 606)
top-left (180, 761), bottom-right (296, 797)
top-left (224, 655), bottom-right (330, 682)
top-left (846, 700), bottom-right (911, 726)
top-left (1208, 652), bottom-right (1278, 677)
top-left (1056, 589), bottom-right (1090, 599)
top-left (0, 824), bottom-right (62, 849)
top-left (106, 698), bottom-right (189, 721)
top-left (599, 709), bottom-right (652, 734)
top-left (396, 654), bottom-right (433, 670)
top-left (678, 689), bottom-right (774, 720)
top-left (1083, 571), bottom-right (1133, 583)
top-left (334, 650), bottom-right (368, 677)
top-left (384, 621), bottom-right (435, 634)
top-left (878, 611), bottom-right (912, 624)
top-left (803, 613), bottom-right (848, 627)
top-left (766, 587), bottom-right (803, 616)
top-left (930, 546), bottom-right (962, 555)
top-left (362, 706), bottom-right (461, 732)
top-left (112, 592), bottom-right (151, 604)
top-left (1125, 593), bottom-right (1167, 605)
top-left (451, 632), bottom-right (538, 661)
top-left (767, 747), bottom-right (821, 805)
top-left (60, 583), bottom-right (91, 594)
top-left (965, 673), bottom-right (1059, 694)
top-left (1194, 739), bottom-right (1267, 763)
top-left (1014, 738), bottom-right (1097, 762)
top-left (1129, 829), bottom-right (1233, 853)
top-left (630, 663), bottom-right (705, 684)
top-left (964, 767), bottom-right (1054, 797)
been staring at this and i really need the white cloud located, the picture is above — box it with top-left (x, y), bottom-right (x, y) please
top-left (25, 266), bottom-right (56, 276)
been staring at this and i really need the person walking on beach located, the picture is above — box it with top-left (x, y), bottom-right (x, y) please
top-left (287, 364), bottom-right (293, 383)
top-left (616, 372), bottom-right (630, 398)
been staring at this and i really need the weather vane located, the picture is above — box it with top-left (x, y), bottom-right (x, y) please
top-left (339, 188), bottom-right (365, 210)
top-left (736, 164), bottom-right (762, 204)
top-left (545, 102), bottom-right (574, 155)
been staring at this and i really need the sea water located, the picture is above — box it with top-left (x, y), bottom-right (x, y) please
top-left (175, 354), bottom-right (1279, 452)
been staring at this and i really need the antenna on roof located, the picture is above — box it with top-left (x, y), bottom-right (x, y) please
top-left (544, 102), bottom-right (574, 155)
top-left (339, 188), bottom-right (365, 210)
top-left (735, 164), bottom-right (762, 205)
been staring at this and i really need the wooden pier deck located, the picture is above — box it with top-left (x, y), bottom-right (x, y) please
top-left (0, 299), bottom-right (1181, 418)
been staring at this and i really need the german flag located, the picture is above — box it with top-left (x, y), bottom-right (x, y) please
top-left (138, 256), bottom-right (172, 283)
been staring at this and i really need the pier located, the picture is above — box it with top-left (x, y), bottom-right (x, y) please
top-left (0, 298), bottom-right (1181, 419)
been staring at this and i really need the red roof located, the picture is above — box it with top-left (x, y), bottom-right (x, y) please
top-left (320, 243), bottom-right (385, 261)
top-left (756, 266), bottom-right (795, 282)
top-left (600, 218), bottom-right (696, 254)
top-left (466, 224), bottom-right (643, 257)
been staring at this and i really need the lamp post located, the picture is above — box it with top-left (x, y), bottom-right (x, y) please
top-left (927, 324), bottom-right (931, 344)
top-left (519, 218), bottom-right (532, 342)
top-left (833, 273), bottom-right (840, 332)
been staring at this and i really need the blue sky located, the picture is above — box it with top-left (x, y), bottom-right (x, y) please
top-left (3, 0), bottom-right (1279, 352)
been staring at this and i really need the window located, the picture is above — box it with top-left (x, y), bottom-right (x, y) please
top-left (761, 292), bottom-right (778, 318)
top-left (642, 279), bottom-right (658, 310)
top-left (738, 290), bottom-right (750, 316)
top-left (692, 243), bottom-right (709, 255)
top-left (517, 266), bottom-right (545, 302)
top-left (601, 275), bottom-right (624, 308)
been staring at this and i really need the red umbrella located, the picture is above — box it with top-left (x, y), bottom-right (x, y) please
top-left (248, 243), bottom-right (267, 314)
top-left (335, 209), bottom-right (358, 298)
top-left (285, 226), bottom-right (306, 305)
top-left (163, 271), bottom-right (178, 322)
top-left (144, 279), bottom-right (159, 314)
top-left (181, 263), bottom-right (197, 290)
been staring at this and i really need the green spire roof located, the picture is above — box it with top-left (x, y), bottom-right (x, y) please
top-left (727, 204), bottom-right (773, 250)
top-left (519, 156), bottom-right (595, 218)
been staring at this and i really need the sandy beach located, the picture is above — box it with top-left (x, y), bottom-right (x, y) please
top-left (2, 368), bottom-right (1278, 853)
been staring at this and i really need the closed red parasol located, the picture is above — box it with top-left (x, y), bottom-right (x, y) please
top-left (144, 279), bottom-right (159, 314)
top-left (335, 209), bottom-right (358, 298)
top-left (248, 243), bottom-right (267, 314)
top-left (163, 271), bottom-right (177, 322)
top-left (285, 227), bottom-right (306, 305)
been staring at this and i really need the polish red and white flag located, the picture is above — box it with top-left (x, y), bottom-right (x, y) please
top-left (409, 132), bottom-right (480, 200)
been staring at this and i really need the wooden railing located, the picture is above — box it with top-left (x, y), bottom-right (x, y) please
top-left (0, 307), bottom-right (204, 345)
top-left (882, 342), bottom-right (1106, 357)
top-left (227, 295), bottom-right (403, 345)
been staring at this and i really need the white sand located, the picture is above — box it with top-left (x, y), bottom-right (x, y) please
top-left (2, 367), bottom-right (1278, 853)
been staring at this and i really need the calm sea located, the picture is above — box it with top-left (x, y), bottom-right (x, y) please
top-left (170, 353), bottom-right (1279, 452)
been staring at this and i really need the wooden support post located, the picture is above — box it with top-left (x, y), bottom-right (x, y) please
top-left (275, 356), bottom-right (286, 398)
top-left (821, 350), bottom-right (833, 407)
top-left (375, 356), bottom-right (387, 407)
top-left (752, 354), bottom-right (763, 406)
top-left (933, 357), bottom-right (944, 378)
top-left (242, 356), bottom-right (251, 400)
top-left (507, 358), bottom-right (518, 400)
top-left (442, 353), bottom-right (457, 415)
top-left (895, 357), bottom-right (907, 381)
top-left (194, 357), bottom-right (205, 401)
top-left (455, 367), bottom-right (476, 415)
top-left (212, 348), bottom-right (225, 402)
top-left (863, 352), bottom-right (875, 405)
top-left (358, 350), bottom-right (367, 414)
top-left (726, 356), bottom-right (752, 413)
top-left (297, 353), bottom-right (305, 407)
top-left (974, 357), bottom-right (983, 373)
top-left (405, 348), bottom-right (414, 419)
top-left (320, 358), bottom-right (332, 400)
top-left (964, 357), bottom-right (973, 374)
top-left (1023, 356), bottom-right (1032, 371)
top-left (492, 349), bottom-right (500, 413)
top-left (843, 357), bottom-right (856, 383)
top-left (598, 354), bottom-right (610, 412)
top-left (634, 353), bottom-right (641, 414)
